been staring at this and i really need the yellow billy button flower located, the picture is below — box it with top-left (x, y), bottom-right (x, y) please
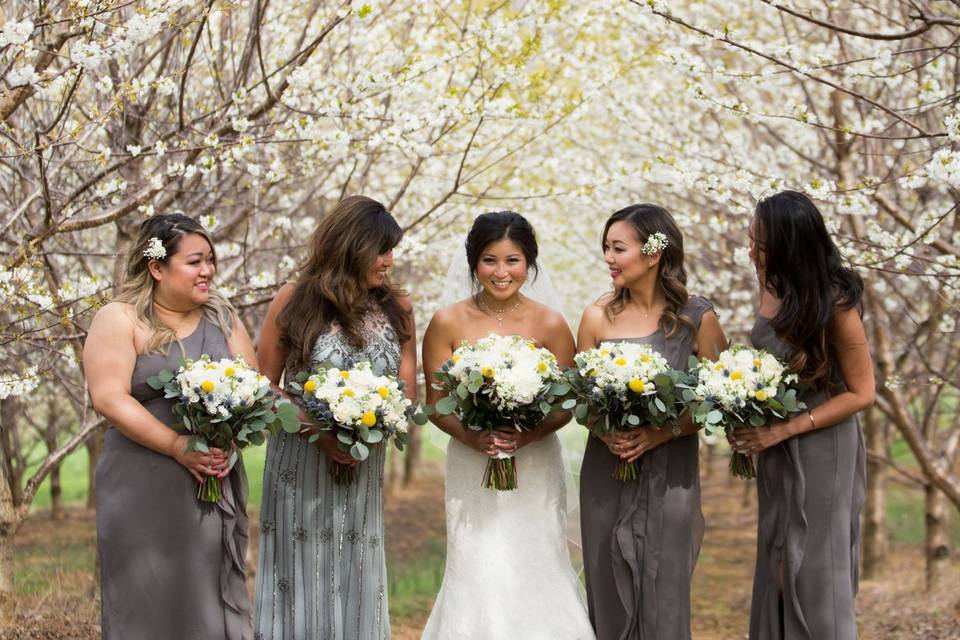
top-left (628, 378), bottom-right (645, 393)
top-left (361, 410), bottom-right (377, 427)
top-left (731, 370), bottom-right (744, 381)
top-left (224, 367), bottom-right (236, 377)
top-left (377, 386), bottom-right (389, 399)
top-left (303, 380), bottom-right (318, 393)
top-left (200, 380), bottom-right (215, 393)
top-left (754, 389), bottom-right (769, 401)
top-left (614, 357), bottom-right (627, 366)
top-left (482, 367), bottom-right (495, 378)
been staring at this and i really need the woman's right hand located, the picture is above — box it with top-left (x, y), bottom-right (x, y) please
top-left (170, 434), bottom-right (228, 483)
top-left (460, 429), bottom-right (502, 457)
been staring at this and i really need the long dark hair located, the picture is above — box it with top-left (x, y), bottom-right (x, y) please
top-left (465, 211), bottom-right (539, 301)
top-left (602, 204), bottom-right (692, 338)
top-left (278, 195), bottom-right (411, 372)
top-left (754, 190), bottom-right (864, 386)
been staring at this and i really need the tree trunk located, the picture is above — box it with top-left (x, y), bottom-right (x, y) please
top-left (49, 465), bottom-right (64, 521)
top-left (403, 424), bottom-right (421, 487)
top-left (85, 429), bottom-right (103, 510)
top-left (924, 483), bottom-right (950, 591)
top-left (0, 399), bottom-right (19, 628)
top-left (862, 407), bottom-right (887, 580)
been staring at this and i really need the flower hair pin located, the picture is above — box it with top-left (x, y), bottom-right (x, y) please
top-left (143, 237), bottom-right (167, 260)
top-left (641, 232), bottom-right (669, 256)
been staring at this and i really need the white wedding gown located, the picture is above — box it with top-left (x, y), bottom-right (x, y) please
top-left (422, 432), bottom-right (595, 639)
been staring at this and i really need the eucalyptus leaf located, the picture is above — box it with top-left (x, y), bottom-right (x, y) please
top-left (351, 441), bottom-right (369, 461)
top-left (435, 396), bottom-right (458, 415)
top-left (561, 398), bottom-right (578, 410)
top-left (706, 410), bottom-right (723, 425)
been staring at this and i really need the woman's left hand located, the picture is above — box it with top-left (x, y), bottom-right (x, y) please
top-left (615, 427), bottom-right (672, 464)
top-left (730, 421), bottom-right (791, 455)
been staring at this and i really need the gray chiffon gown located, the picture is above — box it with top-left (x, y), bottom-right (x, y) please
top-left (96, 317), bottom-right (251, 640)
top-left (580, 296), bottom-right (713, 640)
top-left (748, 316), bottom-right (866, 640)
top-left (253, 311), bottom-right (399, 639)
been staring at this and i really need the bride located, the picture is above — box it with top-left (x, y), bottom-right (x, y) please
top-left (420, 211), bottom-right (594, 639)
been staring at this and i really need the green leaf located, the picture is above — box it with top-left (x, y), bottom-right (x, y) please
top-left (457, 384), bottom-right (470, 400)
top-left (539, 400), bottom-right (551, 414)
top-left (561, 398), bottom-right (578, 410)
top-left (706, 410), bottom-right (723, 425)
top-left (626, 414), bottom-right (640, 426)
top-left (550, 382), bottom-right (571, 396)
top-left (435, 396), bottom-right (458, 415)
top-left (351, 441), bottom-right (369, 461)
top-left (158, 369), bottom-right (174, 383)
top-left (654, 397), bottom-right (667, 413)
top-left (365, 429), bottom-right (384, 444)
top-left (337, 431), bottom-right (354, 445)
top-left (749, 413), bottom-right (767, 427)
top-left (574, 404), bottom-right (589, 421)
top-left (146, 375), bottom-right (164, 390)
top-left (411, 411), bottom-right (429, 426)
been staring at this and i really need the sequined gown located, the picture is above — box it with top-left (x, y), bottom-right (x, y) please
top-left (253, 311), bottom-right (400, 639)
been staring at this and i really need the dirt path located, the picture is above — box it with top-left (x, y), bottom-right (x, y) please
top-left (6, 456), bottom-right (960, 639)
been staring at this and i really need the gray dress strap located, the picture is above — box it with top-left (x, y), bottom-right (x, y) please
top-left (748, 317), bottom-right (865, 640)
top-left (581, 296), bottom-right (713, 640)
top-left (96, 317), bottom-right (251, 640)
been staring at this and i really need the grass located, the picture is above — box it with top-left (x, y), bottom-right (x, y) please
top-left (386, 540), bottom-right (446, 620)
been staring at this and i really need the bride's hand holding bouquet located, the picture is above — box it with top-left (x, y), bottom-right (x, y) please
top-left (431, 333), bottom-right (570, 490)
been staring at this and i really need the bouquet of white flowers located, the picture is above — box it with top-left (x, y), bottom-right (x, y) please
top-left (684, 345), bottom-right (806, 479)
top-left (564, 342), bottom-right (687, 481)
top-left (431, 333), bottom-right (569, 490)
top-left (148, 355), bottom-right (299, 502)
top-left (288, 361), bottom-right (418, 485)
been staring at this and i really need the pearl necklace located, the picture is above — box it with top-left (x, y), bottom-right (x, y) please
top-left (477, 292), bottom-right (524, 326)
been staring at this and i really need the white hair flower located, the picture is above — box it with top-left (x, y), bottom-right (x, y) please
top-left (641, 232), bottom-right (668, 255)
top-left (143, 237), bottom-right (166, 260)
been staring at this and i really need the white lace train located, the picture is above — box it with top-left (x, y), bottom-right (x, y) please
top-left (422, 433), bottom-right (595, 640)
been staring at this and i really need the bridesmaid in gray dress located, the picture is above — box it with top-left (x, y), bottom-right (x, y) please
top-left (731, 191), bottom-right (875, 640)
top-left (84, 214), bottom-right (256, 639)
top-left (577, 204), bottom-right (727, 640)
top-left (253, 196), bottom-right (417, 639)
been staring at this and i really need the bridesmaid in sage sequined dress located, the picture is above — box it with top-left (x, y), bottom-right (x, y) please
top-left (253, 196), bottom-right (417, 639)
top-left (576, 205), bottom-right (726, 640)
top-left (731, 191), bottom-right (875, 640)
top-left (84, 214), bottom-right (256, 639)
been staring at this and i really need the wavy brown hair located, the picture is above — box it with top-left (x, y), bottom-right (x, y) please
top-left (115, 213), bottom-right (236, 353)
top-left (602, 204), bottom-right (693, 338)
top-left (754, 190), bottom-right (864, 388)
top-left (278, 195), bottom-right (411, 373)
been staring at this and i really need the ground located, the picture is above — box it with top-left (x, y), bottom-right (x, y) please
top-left (5, 455), bottom-right (960, 639)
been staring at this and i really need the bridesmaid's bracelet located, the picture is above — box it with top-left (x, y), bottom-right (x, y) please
top-left (806, 411), bottom-right (816, 429)
top-left (670, 421), bottom-right (682, 440)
